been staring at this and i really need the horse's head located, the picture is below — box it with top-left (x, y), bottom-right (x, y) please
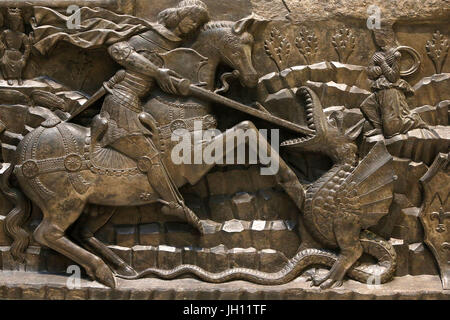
top-left (193, 15), bottom-right (268, 88)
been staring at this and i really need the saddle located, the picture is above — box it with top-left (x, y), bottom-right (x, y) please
top-left (87, 114), bottom-right (146, 176)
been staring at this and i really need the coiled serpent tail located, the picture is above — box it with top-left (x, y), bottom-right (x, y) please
top-left (117, 230), bottom-right (396, 285)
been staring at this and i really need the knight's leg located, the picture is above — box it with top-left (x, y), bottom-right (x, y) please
top-left (109, 135), bottom-right (181, 207)
top-left (73, 206), bottom-right (137, 277)
top-left (311, 216), bottom-right (363, 289)
top-left (33, 202), bottom-right (116, 288)
top-left (110, 135), bottom-right (208, 234)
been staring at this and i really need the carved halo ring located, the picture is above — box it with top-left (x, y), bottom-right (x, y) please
top-left (395, 46), bottom-right (421, 77)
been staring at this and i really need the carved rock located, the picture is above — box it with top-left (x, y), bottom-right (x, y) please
top-left (362, 127), bottom-right (450, 166)
top-left (391, 207), bottom-right (424, 244)
top-left (0, 0), bottom-right (447, 299)
top-left (408, 243), bottom-right (439, 276)
top-left (414, 100), bottom-right (449, 126)
top-left (412, 73), bottom-right (450, 107)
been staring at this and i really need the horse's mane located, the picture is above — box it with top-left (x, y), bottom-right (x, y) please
top-left (201, 21), bottom-right (234, 33)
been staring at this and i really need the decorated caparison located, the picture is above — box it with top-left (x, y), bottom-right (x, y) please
top-left (0, 0), bottom-right (448, 300)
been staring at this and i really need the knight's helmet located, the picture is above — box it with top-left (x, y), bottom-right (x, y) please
top-left (6, 7), bottom-right (25, 32)
top-left (158, 0), bottom-right (210, 29)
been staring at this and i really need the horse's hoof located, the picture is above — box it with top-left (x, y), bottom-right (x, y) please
top-left (96, 264), bottom-right (117, 288)
top-left (115, 263), bottom-right (138, 277)
top-left (197, 220), bottom-right (220, 235)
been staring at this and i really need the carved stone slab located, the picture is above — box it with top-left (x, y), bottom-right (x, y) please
top-left (420, 153), bottom-right (450, 289)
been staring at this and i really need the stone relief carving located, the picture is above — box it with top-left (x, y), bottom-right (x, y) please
top-left (295, 27), bottom-right (318, 65)
top-left (332, 28), bottom-right (356, 64)
top-left (0, 8), bottom-right (31, 85)
top-left (0, 0), bottom-right (447, 300)
top-left (265, 27), bottom-right (291, 71)
top-left (426, 31), bottom-right (449, 75)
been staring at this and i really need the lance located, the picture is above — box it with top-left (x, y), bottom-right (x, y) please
top-left (69, 76), bottom-right (314, 136)
top-left (174, 78), bottom-right (315, 136)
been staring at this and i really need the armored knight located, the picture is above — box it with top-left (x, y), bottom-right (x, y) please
top-left (0, 8), bottom-right (30, 85)
top-left (95, 0), bottom-right (210, 218)
top-left (360, 27), bottom-right (427, 138)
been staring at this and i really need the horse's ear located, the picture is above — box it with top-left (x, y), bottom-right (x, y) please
top-left (232, 13), bottom-right (269, 35)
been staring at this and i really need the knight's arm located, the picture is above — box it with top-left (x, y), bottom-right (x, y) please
top-left (108, 41), bottom-right (161, 79)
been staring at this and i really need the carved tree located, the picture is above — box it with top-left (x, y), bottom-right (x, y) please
top-left (332, 28), bottom-right (356, 64)
top-left (264, 27), bottom-right (291, 72)
top-left (295, 27), bottom-right (319, 65)
top-left (426, 30), bottom-right (449, 74)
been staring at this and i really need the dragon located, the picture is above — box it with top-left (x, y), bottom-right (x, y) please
top-left (118, 86), bottom-right (398, 289)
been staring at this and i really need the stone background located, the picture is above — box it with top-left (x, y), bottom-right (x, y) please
top-left (0, 0), bottom-right (448, 286)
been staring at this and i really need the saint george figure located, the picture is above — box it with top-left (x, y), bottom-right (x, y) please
top-left (96, 0), bottom-right (210, 221)
top-left (360, 27), bottom-right (427, 138)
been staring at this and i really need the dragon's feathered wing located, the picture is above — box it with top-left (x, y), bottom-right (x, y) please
top-left (337, 141), bottom-right (395, 228)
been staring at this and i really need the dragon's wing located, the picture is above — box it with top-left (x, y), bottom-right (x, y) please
top-left (338, 142), bottom-right (395, 228)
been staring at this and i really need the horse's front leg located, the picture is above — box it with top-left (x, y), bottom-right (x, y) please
top-left (222, 121), bottom-right (305, 210)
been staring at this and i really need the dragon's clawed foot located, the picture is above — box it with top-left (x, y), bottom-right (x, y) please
top-left (306, 269), bottom-right (344, 290)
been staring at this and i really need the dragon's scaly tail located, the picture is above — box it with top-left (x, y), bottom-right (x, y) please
top-left (347, 230), bottom-right (397, 284)
top-left (117, 248), bottom-right (338, 285)
top-left (117, 230), bottom-right (396, 285)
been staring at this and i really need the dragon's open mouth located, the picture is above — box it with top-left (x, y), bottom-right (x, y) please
top-left (280, 87), bottom-right (320, 148)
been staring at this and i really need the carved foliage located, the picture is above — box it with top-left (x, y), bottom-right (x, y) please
top-left (426, 31), bottom-right (449, 74)
top-left (264, 27), bottom-right (291, 71)
top-left (295, 27), bottom-right (318, 65)
top-left (332, 28), bottom-right (356, 64)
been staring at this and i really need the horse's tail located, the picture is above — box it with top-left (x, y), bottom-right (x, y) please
top-left (0, 163), bottom-right (31, 263)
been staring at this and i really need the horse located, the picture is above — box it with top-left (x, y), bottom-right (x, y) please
top-left (1, 17), bottom-right (306, 288)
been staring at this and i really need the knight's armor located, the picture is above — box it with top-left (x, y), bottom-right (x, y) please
top-left (99, 70), bottom-right (154, 147)
top-left (100, 29), bottom-right (180, 147)
top-left (96, 28), bottom-right (192, 220)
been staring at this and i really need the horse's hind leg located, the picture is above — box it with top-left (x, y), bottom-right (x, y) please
top-left (33, 200), bottom-right (116, 288)
top-left (73, 206), bottom-right (137, 277)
